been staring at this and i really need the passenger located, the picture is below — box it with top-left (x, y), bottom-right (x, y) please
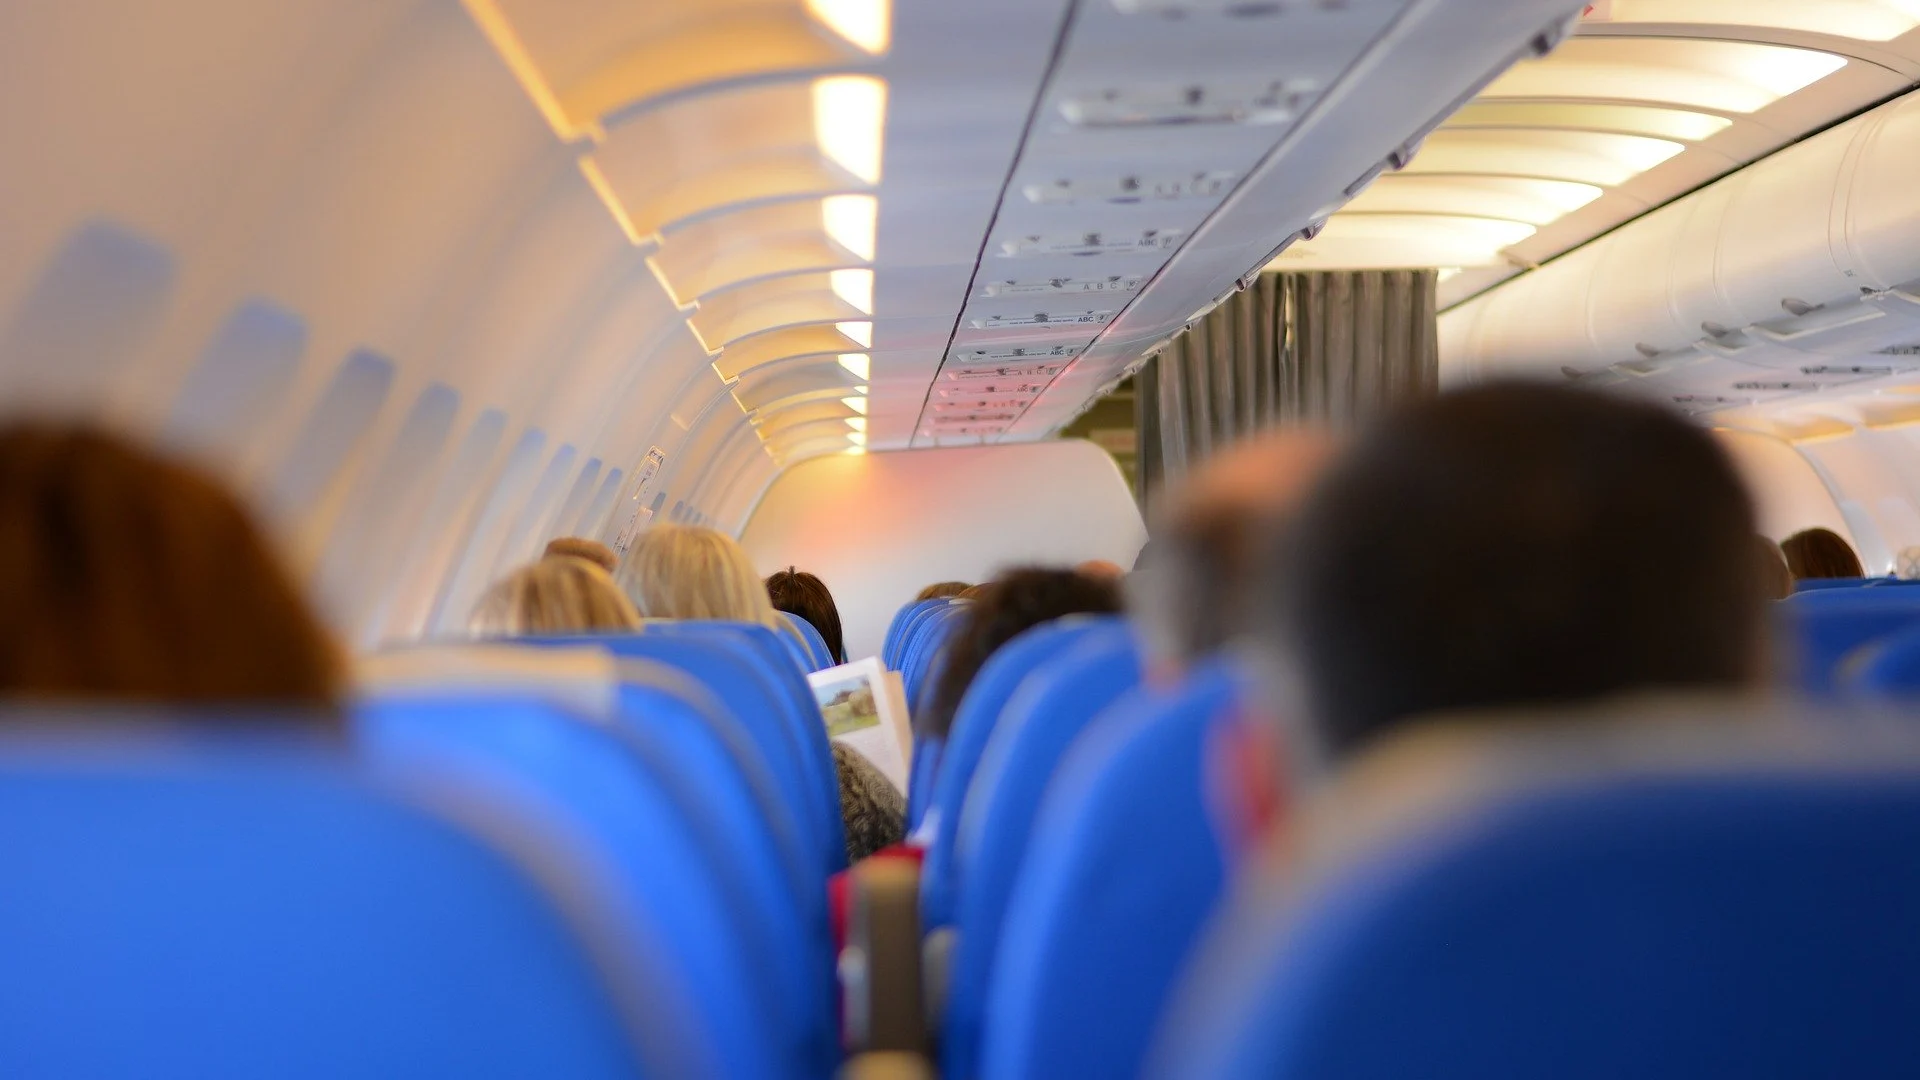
top-left (1254, 381), bottom-right (1765, 769)
top-left (471, 557), bottom-right (642, 636)
top-left (543, 536), bottom-right (617, 573)
top-left (615, 524), bottom-right (782, 627)
top-left (765, 568), bottom-right (847, 664)
top-left (916, 581), bottom-right (973, 602)
top-left (0, 424), bottom-right (344, 707)
top-left (1755, 535), bottom-right (1794, 601)
top-left (1781, 527), bottom-right (1864, 581)
top-left (1130, 429), bottom-right (1340, 675)
top-left (833, 741), bottom-right (906, 863)
top-left (918, 567), bottom-right (1124, 742)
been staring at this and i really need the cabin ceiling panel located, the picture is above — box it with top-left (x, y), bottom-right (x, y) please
top-left (1274, 1), bottom-right (1920, 309)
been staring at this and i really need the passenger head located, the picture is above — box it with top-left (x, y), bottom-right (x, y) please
top-left (1257, 382), bottom-right (1765, 769)
top-left (916, 581), bottom-right (973, 602)
top-left (1131, 428), bottom-right (1340, 671)
top-left (765, 568), bottom-right (846, 664)
top-left (919, 567), bottom-right (1124, 741)
top-left (1755, 535), bottom-right (1793, 601)
top-left (1076, 559), bottom-right (1126, 581)
top-left (543, 536), bottom-right (617, 573)
top-left (616, 524), bottom-right (780, 626)
top-left (832, 742), bottom-right (906, 862)
top-left (471, 557), bottom-right (641, 637)
top-left (0, 424), bottom-right (344, 707)
top-left (1781, 527), bottom-right (1864, 581)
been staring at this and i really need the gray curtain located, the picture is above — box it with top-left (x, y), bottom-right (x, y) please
top-left (1137, 269), bottom-right (1437, 516)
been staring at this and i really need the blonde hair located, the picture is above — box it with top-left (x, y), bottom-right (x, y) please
top-left (471, 556), bottom-right (642, 637)
top-left (616, 525), bottom-right (781, 627)
top-left (543, 536), bottom-right (617, 573)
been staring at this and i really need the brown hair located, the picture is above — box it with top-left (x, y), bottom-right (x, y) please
top-left (1755, 535), bottom-right (1793, 601)
top-left (0, 424), bottom-right (344, 707)
top-left (918, 567), bottom-right (1123, 741)
top-left (471, 557), bottom-right (642, 637)
top-left (543, 536), bottom-right (617, 573)
top-left (766, 568), bottom-right (846, 664)
top-left (915, 581), bottom-right (973, 602)
top-left (1781, 527), bottom-right (1864, 581)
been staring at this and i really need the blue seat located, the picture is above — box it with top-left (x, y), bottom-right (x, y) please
top-left (1780, 590), bottom-right (1920, 695)
top-left (941, 622), bottom-right (1145, 1079)
top-left (904, 604), bottom-right (967, 717)
top-left (920, 617), bottom-right (1116, 930)
top-left (1847, 621), bottom-right (1920, 697)
top-left (907, 734), bottom-right (944, 831)
top-left (885, 599), bottom-right (945, 670)
top-left (531, 628), bottom-right (846, 876)
top-left (982, 661), bottom-right (1242, 1080)
top-left (773, 612), bottom-right (821, 672)
top-left (780, 611), bottom-right (837, 670)
top-left (0, 724), bottom-right (700, 1078)
top-left (1153, 764), bottom-right (1920, 1079)
top-left (1793, 575), bottom-right (1874, 592)
top-left (359, 694), bottom-right (833, 1077)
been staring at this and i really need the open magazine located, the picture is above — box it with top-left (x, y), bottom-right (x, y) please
top-left (807, 656), bottom-right (912, 793)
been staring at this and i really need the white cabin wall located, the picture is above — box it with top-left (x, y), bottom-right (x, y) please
top-left (1714, 429), bottom-right (1853, 546)
top-left (740, 440), bottom-right (1147, 660)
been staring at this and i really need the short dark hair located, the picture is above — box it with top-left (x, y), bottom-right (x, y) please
top-left (918, 567), bottom-right (1122, 741)
top-left (1258, 382), bottom-right (1763, 764)
top-left (765, 568), bottom-right (846, 664)
top-left (1781, 528), bottom-right (1863, 581)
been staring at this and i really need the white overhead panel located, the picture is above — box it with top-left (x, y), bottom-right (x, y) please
top-left (1286, 0), bottom-right (1920, 306)
top-left (895, 0), bottom-right (1588, 445)
top-left (1440, 85), bottom-right (1920, 442)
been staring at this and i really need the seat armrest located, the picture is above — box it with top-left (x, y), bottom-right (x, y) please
top-left (842, 858), bottom-right (929, 1057)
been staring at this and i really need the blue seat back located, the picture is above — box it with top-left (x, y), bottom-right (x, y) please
top-left (773, 612), bottom-right (820, 672)
top-left (1780, 590), bottom-right (1920, 695)
top-left (1793, 575), bottom-right (1874, 592)
top-left (884, 599), bottom-right (944, 669)
top-left (1155, 766), bottom-right (1920, 1079)
top-left (907, 734), bottom-right (944, 831)
top-left (920, 617), bottom-right (1115, 929)
top-left (642, 621), bottom-right (846, 869)
top-left (530, 629), bottom-right (845, 876)
top-left (904, 604), bottom-right (967, 717)
top-left (780, 611), bottom-right (836, 670)
top-left (1847, 621), bottom-right (1920, 697)
top-left (358, 695), bottom-right (831, 1077)
top-left (0, 726), bottom-right (693, 1078)
top-left (983, 661), bottom-right (1242, 1080)
top-left (942, 622), bottom-right (1145, 1079)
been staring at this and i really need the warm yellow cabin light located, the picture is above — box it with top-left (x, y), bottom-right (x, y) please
top-left (1407, 130), bottom-right (1685, 188)
top-left (849, 431), bottom-right (869, 447)
top-left (837, 320), bottom-right (873, 349)
top-left (843, 396), bottom-right (869, 415)
top-left (838, 354), bottom-right (871, 380)
top-left (846, 417), bottom-right (868, 432)
top-left (831, 269), bottom-right (875, 314)
top-left (1484, 39), bottom-right (1847, 115)
top-left (824, 195), bottom-right (879, 261)
top-left (460, 0), bottom-right (586, 140)
top-left (579, 158), bottom-right (644, 244)
top-left (843, 446), bottom-right (869, 456)
top-left (806, 0), bottom-right (891, 53)
top-left (1448, 102), bottom-right (1733, 143)
top-left (1348, 176), bottom-right (1603, 228)
top-left (814, 76), bottom-right (887, 185)
top-left (1437, 267), bottom-right (1463, 282)
top-left (1606, 0), bottom-right (1920, 43)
